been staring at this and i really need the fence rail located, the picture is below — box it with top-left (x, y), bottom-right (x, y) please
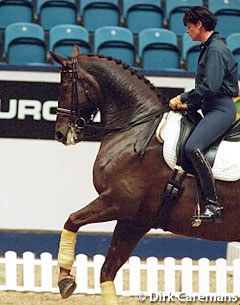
top-left (0, 251), bottom-right (240, 296)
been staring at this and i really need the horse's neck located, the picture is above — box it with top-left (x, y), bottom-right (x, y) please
top-left (89, 61), bottom-right (161, 128)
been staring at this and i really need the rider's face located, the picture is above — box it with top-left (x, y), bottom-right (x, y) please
top-left (185, 21), bottom-right (202, 41)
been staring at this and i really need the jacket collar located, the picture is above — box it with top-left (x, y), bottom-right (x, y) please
top-left (201, 31), bottom-right (219, 48)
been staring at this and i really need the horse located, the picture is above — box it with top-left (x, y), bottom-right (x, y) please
top-left (51, 46), bottom-right (240, 305)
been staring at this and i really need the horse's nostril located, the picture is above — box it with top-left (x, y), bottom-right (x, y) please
top-left (55, 131), bottom-right (64, 142)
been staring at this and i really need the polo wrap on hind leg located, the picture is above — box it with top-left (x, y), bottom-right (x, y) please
top-left (58, 229), bottom-right (77, 270)
top-left (101, 281), bottom-right (119, 305)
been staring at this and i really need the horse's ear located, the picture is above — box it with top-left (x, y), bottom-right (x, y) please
top-left (72, 45), bottom-right (80, 57)
top-left (49, 51), bottom-right (68, 67)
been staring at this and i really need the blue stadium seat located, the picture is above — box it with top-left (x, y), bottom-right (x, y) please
top-left (94, 26), bottom-right (135, 66)
top-left (122, 0), bottom-right (164, 34)
top-left (165, 0), bottom-right (203, 36)
top-left (209, 0), bottom-right (240, 39)
top-left (182, 33), bottom-right (201, 71)
top-left (80, 0), bottom-right (120, 32)
top-left (226, 33), bottom-right (240, 69)
top-left (49, 24), bottom-right (91, 57)
top-left (138, 28), bottom-right (180, 70)
top-left (0, 0), bottom-right (33, 30)
top-left (4, 22), bottom-right (46, 65)
top-left (36, 0), bottom-right (77, 31)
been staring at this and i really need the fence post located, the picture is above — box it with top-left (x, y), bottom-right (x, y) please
top-left (129, 256), bottom-right (141, 295)
top-left (233, 258), bottom-right (240, 295)
top-left (93, 254), bottom-right (105, 293)
top-left (75, 254), bottom-right (88, 293)
top-left (164, 257), bottom-right (175, 293)
top-left (40, 252), bottom-right (53, 292)
top-left (198, 258), bottom-right (210, 295)
top-left (181, 257), bottom-right (193, 294)
top-left (23, 251), bottom-right (35, 291)
top-left (226, 242), bottom-right (240, 266)
top-left (114, 265), bottom-right (123, 295)
top-left (216, 258), bottom-right (226, 294)
top-left (5, 251), bottom-right (17, 290)
top-left (146, 256), bottom-right (158, 294)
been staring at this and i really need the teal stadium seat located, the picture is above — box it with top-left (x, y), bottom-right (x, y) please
top-left (209, 0), bottom-right (240, 39)
top-left (0, 0), bottom-right (33, 30)
top-left (182, 33), bottom-right (201, 71)
top-left (165, 0), bottom-right (203, 36)
top-left (138, 28), bottom-right (180, 70)
top-left (49, 24), bottom-right (91, 58)
top-left (80, 0), bottom-right (120, 32)
top-left (36, 0), bottom-right (77, 30)
top-left (94, 26), bottom-right (135, 66)
top-left (226, 33), bottom-right (240, 70)
top-left (122, 0), bottom-right (164, 34)
top-left (4, 22), bottom-right (46, 65)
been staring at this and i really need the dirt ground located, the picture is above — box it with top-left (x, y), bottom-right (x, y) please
top-left (0, 291), bottom-right (239, 305)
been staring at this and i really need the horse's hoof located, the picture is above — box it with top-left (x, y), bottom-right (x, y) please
top-left (58, 275), bottom-right (77, 299)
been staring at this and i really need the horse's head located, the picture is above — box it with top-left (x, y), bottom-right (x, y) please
top-left (51, 46), bottom-right (101, 145)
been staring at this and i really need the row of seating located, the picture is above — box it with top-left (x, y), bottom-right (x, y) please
top-left (0, 0), bottom-right (240, 38)
top-left (1, 23), bottom-right (240, 72)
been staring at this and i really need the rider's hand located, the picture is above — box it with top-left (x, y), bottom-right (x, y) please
top-left (169, 95), bottom-right (188, 110)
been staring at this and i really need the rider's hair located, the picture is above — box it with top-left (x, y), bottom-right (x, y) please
top-left (183, 6), bottom-right (217, 31)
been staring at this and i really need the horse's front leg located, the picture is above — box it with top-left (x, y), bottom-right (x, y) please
top-left (100, 220), bottom-right (150, 305)
top-left (57, 192), bottom-right (120, 299)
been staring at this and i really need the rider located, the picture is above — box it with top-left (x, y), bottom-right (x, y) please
top-left (169, 6), bottom-right (239, 222)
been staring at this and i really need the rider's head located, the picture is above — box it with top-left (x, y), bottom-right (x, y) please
top-left (183, 6), bottom-right (217, 31)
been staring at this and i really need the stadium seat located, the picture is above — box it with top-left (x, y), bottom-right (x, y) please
top-left (226, 33), bottom-right (240, 69)
top-left (49, 24), bottom-right (91, 57)
top-left (94, 26), bottom-right (135, 66)
top-left (122, 0), bottom-right (164, 34)
top-left (208, 0), bottom-right (240, 39)
top-left (4, 22), bottom-right (46, 65)
top-left (138, 28), bottom-right (180, 70)
top-left (165, 0), bottom-right (203, 36)
top-left (36, 0), bottom-right (77, 31)
top-left (182, 33), bottom-right (201, 71)
top-left (0, 0), bottom-right (33, 30)
top-left (80, 0), bottom-right (120, 32)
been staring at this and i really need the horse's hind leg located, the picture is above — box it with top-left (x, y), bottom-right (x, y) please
top-left (100, 220), bottom-right (150, 305)
top-left (57, 192), bottom-right (121, 299)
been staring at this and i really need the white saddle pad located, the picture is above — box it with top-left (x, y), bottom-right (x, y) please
top-left (157, 111), bottom-right (240, 182)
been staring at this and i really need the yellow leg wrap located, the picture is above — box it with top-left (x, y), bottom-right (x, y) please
top-left (101, 281), bottom-right (119, 305)
top-left (58, 229), bottom-right (77, 270)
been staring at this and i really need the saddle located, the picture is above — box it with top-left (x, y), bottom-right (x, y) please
top-left (176, 112), bottom-right (240, 173)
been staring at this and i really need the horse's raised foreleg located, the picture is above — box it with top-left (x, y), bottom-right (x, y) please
top-left (100, 220), bottom-right (150, 305)
top-left (57, 192), bottom-right (121, 299)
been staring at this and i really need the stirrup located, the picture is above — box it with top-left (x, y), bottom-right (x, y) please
top-left (192, 204), bottom-right (223, 223)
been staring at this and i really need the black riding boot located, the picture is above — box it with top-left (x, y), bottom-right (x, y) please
top-left (190, 148), bottom-right (223, 222)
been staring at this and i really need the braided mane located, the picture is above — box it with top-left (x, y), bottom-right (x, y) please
top-left (78, 53), bottom-right (167, 105)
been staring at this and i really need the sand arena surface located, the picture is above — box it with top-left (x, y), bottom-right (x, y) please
top-left (0, 291), bottom-right (239, 305)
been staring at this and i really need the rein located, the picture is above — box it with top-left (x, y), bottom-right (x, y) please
top-left (57, 58), bottom-right (170, 156)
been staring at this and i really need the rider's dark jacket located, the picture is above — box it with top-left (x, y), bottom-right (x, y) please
top-left (180, 32), bottom-right (239, 111)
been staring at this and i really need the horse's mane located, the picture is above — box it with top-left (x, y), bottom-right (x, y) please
top-left (76, 53), bottom-right (167, 105)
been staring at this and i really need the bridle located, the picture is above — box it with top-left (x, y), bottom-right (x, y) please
top-left (56, 58), bottom-right (97, 134)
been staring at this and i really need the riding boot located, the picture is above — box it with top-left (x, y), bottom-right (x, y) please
top-left (190, 148), bottom-right (223, 222)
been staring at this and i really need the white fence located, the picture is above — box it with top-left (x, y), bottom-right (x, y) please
top-left (0, 251), bottom-right (240, 297)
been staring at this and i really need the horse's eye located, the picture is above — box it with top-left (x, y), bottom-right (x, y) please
top-left (60, 85), bottom-right (68, 92)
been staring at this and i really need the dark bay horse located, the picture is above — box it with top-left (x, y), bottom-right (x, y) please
top-left (51, 46), bottom-right (240, 304)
